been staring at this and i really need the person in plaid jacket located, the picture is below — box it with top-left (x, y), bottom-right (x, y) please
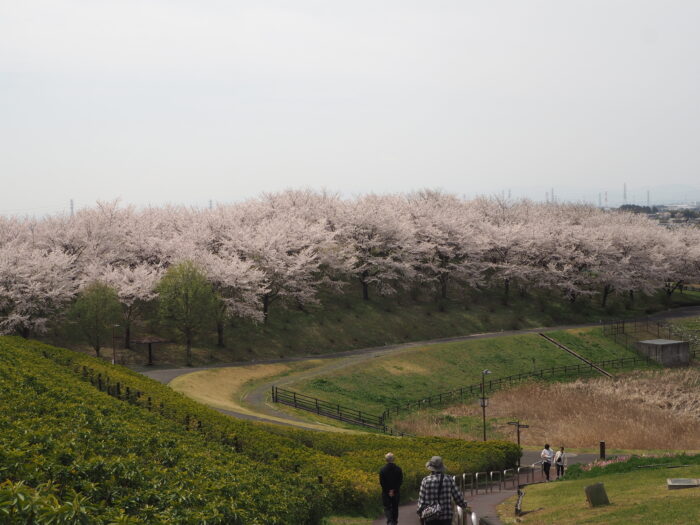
top-left (417, 456), bottom-right (469, 524)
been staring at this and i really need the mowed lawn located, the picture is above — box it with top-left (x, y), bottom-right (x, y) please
top-left (498, 466), bottom-right (700, 524)
top-left (287, 330), bottom-right (627, 415)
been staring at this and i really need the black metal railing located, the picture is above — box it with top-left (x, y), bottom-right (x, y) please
top-left (602, 317), bottom-right (700, 352)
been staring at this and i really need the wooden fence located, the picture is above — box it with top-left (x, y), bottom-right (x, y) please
top-left (271, 386), bottom-right (409, 435)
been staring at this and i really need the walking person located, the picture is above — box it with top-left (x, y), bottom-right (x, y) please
top-left (379, 452), bottom-right (403, 525)
top-left (540, 443), bottom-right (554, 482)
top-left (554, 447), bottom-right (567, 479)
top-left (417, 456), bottom-right (469, 525)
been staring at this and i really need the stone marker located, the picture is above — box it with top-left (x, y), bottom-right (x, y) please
top-left (584, 482), bottom-right (610, 507)
top-left (667, 478), bottom-right (700, 490)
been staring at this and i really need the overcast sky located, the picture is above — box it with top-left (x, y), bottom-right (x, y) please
top-left (1, 1), bottom-right (699, 215)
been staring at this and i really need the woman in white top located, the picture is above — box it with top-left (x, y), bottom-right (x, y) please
top-left (540, 444), bottom-right (554, 481)
top-left (554, 447), bottom-right (567, 479)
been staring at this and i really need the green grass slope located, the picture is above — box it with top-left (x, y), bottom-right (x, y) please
top-left (499, 454), bottom-right (700, 524)
top-left (545, 327), bottom-right (647, 362)
top-left (287, 328), bottom-right (656, 416)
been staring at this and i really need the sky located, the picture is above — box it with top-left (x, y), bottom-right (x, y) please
top-left (1, 1), bottom-right (700, 215)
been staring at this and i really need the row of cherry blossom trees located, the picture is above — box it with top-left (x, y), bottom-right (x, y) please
top-left (1, 190), bottom-right (699, 343)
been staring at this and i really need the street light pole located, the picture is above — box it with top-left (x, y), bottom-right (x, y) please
top-left (480, 369), bottom-right (491, 441)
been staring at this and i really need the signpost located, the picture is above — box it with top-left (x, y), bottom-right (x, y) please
top-left (507, 420), bottom-right (529, 466)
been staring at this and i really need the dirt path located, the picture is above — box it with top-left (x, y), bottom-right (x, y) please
top-left (137, 305), bottom-right (700, 428)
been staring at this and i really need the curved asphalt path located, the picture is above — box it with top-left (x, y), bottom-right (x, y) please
top-left (136, 305), bottom-right (700, 427)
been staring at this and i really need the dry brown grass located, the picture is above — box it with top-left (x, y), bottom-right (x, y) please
top-left (397, 368), bottom-right (700, 450)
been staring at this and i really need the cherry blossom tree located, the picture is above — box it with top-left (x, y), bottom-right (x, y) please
top-left (197, 250), bottom-right (267, 347)
top-left (218, 196), bottom-right (342, 321)
top-left (99, 263), bottom-right (163, 349)
top-left (407, 191), bottom-right (487, 301)
top-left (0, 243), bottom-right (77, 337)
top-left (337, 194), bottom-right (417, 300)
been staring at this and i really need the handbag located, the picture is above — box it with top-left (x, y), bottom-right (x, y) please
top-left (420, 473), bottom-right (444, 522)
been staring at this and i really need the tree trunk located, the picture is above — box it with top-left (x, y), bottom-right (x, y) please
top-left (217, 319), bottom-right (225, 348)
top-left (19, 327), bottom-right (30, 339)
top-left (186, 334), bottom-right (193, 367)
top-left (361, 280), bottom-right (369, 301)
top-left (439, 274), bottom-right (448, 300)
top-left (124, 323), bottom-right (131, 350)
top-left (262, 295), bottom-right (270, 323)
top-left (503, 278), bottom-right (510, 304)
top-left (94, 334), bottom-right (101, 357)
top-left (601, 284), bottom-right (613, 307)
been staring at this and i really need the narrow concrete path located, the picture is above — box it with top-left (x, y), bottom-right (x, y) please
top-left (137, 305), bottom-right (700, 428)
top-left (372, 451), bottom-right (598, 525)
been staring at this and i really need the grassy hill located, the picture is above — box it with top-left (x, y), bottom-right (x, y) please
top-left (0, 336), bottom-right (519, 524)
top-left (51, 287), bottom-right (700, 366)
top-left (498, 454), bottom-right (700, 524)
top-left (282, 327), bottom-right (653, 416)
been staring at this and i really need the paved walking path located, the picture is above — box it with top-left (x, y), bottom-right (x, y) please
top-left (137, 305), bottom-right (700, 427)
top-left (372, 451), bottom-right (598, 525)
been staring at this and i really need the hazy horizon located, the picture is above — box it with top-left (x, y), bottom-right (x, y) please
top-left (2, 1), bottom-right (699, 215)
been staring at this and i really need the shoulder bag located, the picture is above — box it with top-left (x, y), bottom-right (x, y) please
top-left (420, 473), bottom-right (444, 522)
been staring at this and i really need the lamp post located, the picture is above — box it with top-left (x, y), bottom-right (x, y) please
top-left (111, 324), bottom-right (120, 365)
top-left (480, 369), bottom-right (492, 441)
